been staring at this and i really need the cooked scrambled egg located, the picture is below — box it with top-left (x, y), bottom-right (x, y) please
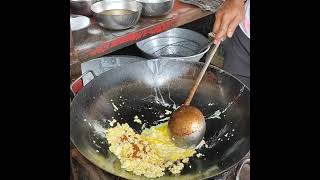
top-left (133, 115), bottom-right (142, 124)
top-left (106, 122), bottom-right (196, 178)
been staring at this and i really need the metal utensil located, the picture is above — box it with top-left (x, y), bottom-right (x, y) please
top-left (137, 0), bottom-right (174, 17)
top-left (91, 0), bottom-right (142, 30)
top-left (168, 41), bottom-right (221, 148)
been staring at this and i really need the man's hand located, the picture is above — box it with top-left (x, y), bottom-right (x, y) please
top-left (213, 0), bottom-right (245, 44)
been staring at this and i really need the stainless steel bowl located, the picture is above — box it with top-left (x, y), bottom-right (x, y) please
top-left (70, 0), bottom-right (99, 16)
top-left (70, 15), bottom-right (91, 43)
top-left (91, 0), bottom-right (142, 30)
top-left (136, 28), bottom-right (210, 62)
top-left (137, 0), bottom-right (174, 17)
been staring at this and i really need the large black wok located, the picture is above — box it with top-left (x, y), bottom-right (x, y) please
top-left (70, 59), bottom-right (250, 180)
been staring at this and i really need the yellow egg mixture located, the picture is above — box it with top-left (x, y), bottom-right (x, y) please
top-left (106, 122), bottom-right (196, 178)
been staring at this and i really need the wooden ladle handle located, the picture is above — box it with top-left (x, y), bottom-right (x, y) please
top-left (184, 41), bottom-right (221, 106)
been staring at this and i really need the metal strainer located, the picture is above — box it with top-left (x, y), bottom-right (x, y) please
top-left (136, 28), bottom-right (210, 61)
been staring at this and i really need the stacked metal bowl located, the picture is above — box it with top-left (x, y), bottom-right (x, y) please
top-left (137, 0), bottom-right (175, 17)
top-left (91, 0), bottom-right (142, 30)
top-left (71, 0), bottom-right (175, 30)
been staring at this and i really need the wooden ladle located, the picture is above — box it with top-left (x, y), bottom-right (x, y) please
top-left (168, 40), bottom-right (221, 149)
